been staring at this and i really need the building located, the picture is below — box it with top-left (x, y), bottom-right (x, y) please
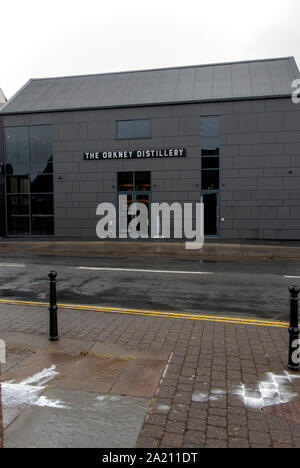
top-left (0, 88), bottom-right (6, 108)
top-left (0, 57), bottom-right (299, 240)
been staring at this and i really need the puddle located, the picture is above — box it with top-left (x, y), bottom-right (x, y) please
top-left (0, 289), bottom-right (38, 300)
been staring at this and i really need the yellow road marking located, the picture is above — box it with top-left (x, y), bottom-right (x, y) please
top-left (0, 298), bottom-right (288, 328)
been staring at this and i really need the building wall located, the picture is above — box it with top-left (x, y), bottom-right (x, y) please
top-left (0, 115), bottom-right (5, 237)
top-left (220, 98), bottom-right (300, 239)
top-left (1, 96), bottom-right (300, 239)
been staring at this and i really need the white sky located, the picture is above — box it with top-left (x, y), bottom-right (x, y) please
top-left (1, 0), bottom-right (300, 100)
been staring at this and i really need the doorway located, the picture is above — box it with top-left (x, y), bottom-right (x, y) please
top-left (202, 192), bottom-right (219, 236)
top-left (117, 171), bottom-right (151, 237)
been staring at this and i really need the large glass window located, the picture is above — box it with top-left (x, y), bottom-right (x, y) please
top-left (29, 125), bottom-right (53, 174)
top-left (30, 174), bottom-right (54, 193)
top-left (116, 119), bottom-right (151, 139)
top-left (4, 126), bottom-right (29, 176)
top-left (6, 176), bottom-right (29, 194)
top-left (31, 194), bottom-right (54, 235)
top-left (6, 195), bottom-right (30, 235)
top-left (4, 125), bottom-right (54, 236)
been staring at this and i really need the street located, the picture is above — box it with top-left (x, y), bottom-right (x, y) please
top-left (1, 246), bottom-right (300, 448)
top-left (0, 252), bottom-right (299, 322)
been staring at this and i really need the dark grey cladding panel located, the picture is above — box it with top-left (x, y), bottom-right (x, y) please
top-left (2, 57), bottom-right (299, 114)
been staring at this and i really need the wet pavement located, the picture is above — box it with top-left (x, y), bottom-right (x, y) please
top-left (0, 238), bottom-right (300, 260)
top-left (4, 388), bottom-right (150, 448)
top-left (1, 301), bottom-right (300, 448)
top-left (0, 365), bottom-right (2, 448)
top-left (0, 240), bottom-right (300, 448)
top-left (1, 331), bottom-right (169, 448)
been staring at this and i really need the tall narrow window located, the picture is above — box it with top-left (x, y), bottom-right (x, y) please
top-left (200, 116), bottom-right (220, 190)
top-left (201, 156), bottom-right (220, 190)
top-left (200, 116), bottom-right (220, 155)
top-left (200, 116), bottom-right (220, 237)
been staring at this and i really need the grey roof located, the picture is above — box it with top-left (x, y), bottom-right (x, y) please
top-left (1, 57), bottom-right (299, 114)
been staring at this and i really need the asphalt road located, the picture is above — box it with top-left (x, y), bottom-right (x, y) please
top-left (0, 252), bottom-right (299, 322)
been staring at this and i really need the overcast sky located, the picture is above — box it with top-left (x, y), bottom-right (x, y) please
top-left (1, 0), bottom-right (300, 100)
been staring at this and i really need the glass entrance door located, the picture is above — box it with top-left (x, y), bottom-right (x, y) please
top-left (202, 192), bottom-right (219, 236)
top-left (117, 171), bottom-right (151, 238)
top-left (135, 193), bottom-right (150, 237)
top-left (118, 193), bottom-right (133, 237)
top-left (118, 192), bottom-right (151, 237)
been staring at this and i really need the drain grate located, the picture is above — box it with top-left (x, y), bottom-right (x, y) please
top-left (262, 400), bottom-right (300, 424)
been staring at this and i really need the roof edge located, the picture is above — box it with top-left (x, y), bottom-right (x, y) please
top-left (0, 94), bottom-right (292, 116)
top-left (289, 57), bottom-right (300, 79)
top-left (20, 56), bottom-right (297, 83)
top-left (0, 79), bottom-right (33, 112)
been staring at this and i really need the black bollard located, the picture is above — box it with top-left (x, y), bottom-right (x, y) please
top-left (49, 271), bottom-right (59, 341)
top-left (288, 285), bottom-right (300, 371)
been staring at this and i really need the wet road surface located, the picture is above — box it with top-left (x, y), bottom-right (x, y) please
top-left (0, 254), bottom-right (299, 322)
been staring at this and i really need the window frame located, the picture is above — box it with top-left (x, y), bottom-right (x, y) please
top-left (116, 119), bottom-right (151, 140)
top-left (117, 171), bottom-right (152, 192)
top-left (200, 116), bottom-right (220, 192)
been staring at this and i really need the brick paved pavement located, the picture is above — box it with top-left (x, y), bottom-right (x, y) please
top-left (0, 364), bottom-right (2, 449)
top-left (1, 302), bottom-right (300, 448)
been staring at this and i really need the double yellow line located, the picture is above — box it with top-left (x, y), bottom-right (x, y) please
top-left (0, 298), bottom-right (288, 328)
